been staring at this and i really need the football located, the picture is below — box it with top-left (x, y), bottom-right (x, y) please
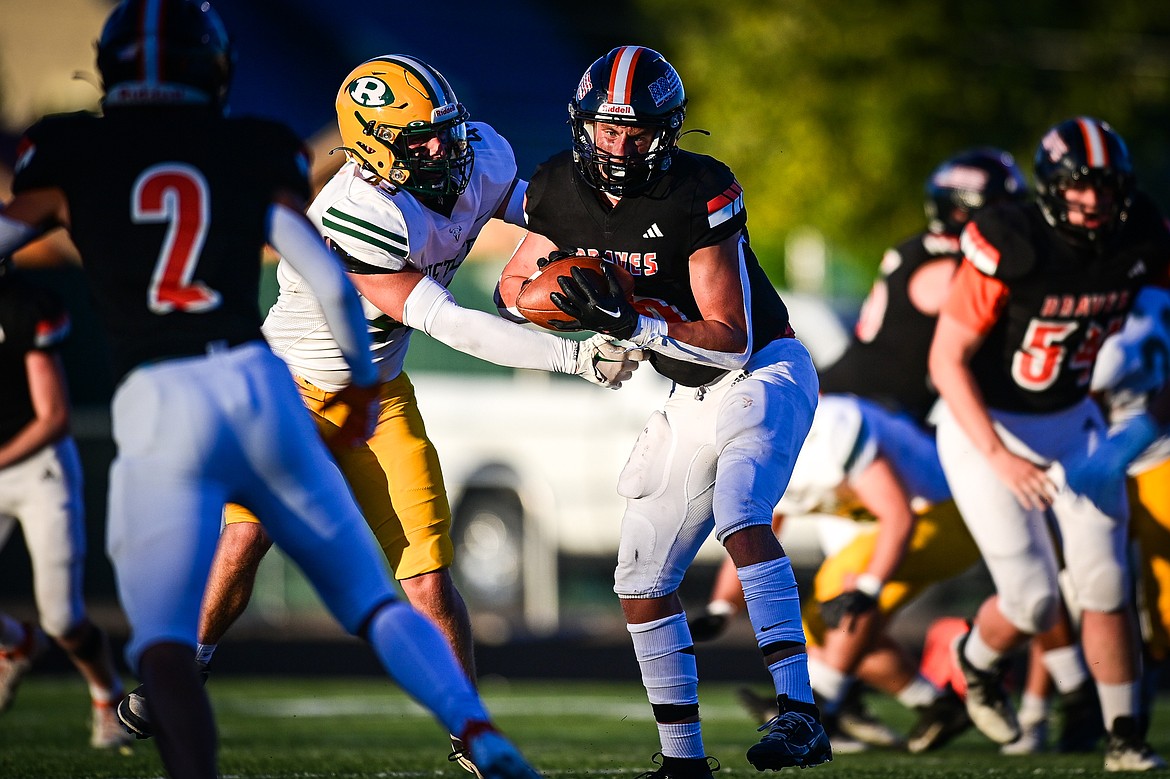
top-left (514, 254), bottom-right (636, 331)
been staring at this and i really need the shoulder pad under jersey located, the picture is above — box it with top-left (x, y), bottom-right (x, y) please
top-left (316, 175), bottom-right (411, 273)
top-left (961, 202), bottom-right (1037, 282)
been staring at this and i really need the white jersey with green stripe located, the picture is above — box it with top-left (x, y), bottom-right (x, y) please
top-left (263, 122), bottom-right (517, 390)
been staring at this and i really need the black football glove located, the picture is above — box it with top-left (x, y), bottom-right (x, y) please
top-left (818, 589), bottom-right (879, 630)
top-left (550, 263), bottom-right (640, 339)
top-left (688, 611), bottom-right (731, 642)
top-left (536, 249), bottom-right (578, 269)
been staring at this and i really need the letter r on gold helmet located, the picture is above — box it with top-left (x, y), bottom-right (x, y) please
top-left (335, 55), bottom-right (474, 198)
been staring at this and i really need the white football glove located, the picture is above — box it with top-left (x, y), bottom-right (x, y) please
top-left (573, 333), bottom-right (644, 389)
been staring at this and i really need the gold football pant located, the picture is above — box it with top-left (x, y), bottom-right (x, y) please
top-left (1130, 459), bottom-right (1170, 662)
top-left (224, 371), bottom-right (453, 579)
top-left (802, 499), bottom-right (981, 647)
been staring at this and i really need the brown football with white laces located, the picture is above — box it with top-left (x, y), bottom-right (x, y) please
top-left (515, 254), bottom-right (635, 331)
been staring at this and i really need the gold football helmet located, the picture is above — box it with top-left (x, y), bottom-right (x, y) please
top-left (335, 55), bottom-right (474, 198)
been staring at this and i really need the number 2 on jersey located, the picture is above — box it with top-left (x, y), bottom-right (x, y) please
top-left (132, 163), bottom-right (222, 314)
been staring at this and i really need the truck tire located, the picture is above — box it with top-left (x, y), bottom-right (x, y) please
top-left (451, 488), bottom-right (524, 613)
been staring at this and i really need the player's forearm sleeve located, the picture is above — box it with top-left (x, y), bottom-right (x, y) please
top-left (627, 314), bottom-right (752, 370)
top-left (267, 203), bottom-right (377, 387)
top-left (401, 275), bottom-right (578, 373)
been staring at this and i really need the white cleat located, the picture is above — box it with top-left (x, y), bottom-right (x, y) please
top-left (92, 699), bottom-right (135, 750)
top-left (0, 622), bottom-right (48, 713)
top-left (951, 632), bottom-right (1020, 745)
top-left (1105, 717), bottom-right (1167, 772)
top-left (1000, 718), bottom-right (1048, 755)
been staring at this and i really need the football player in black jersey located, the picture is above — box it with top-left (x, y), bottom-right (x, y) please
top-left (0, 2), bottom-right (540, 778)
top-left (929, 116), bottom-right (1170, 771)
top-left (691, 149), bottom-right (1029, 754)
top-left (498, 46), bottom-right (829, 776)
top-left (0, 258), bottom-right (132, 749)
top-left (820, 148), bottom-right (1029, 424)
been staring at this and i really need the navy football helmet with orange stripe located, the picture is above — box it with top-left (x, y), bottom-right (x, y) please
top-left (924, 148), bottom-right (1027, 235)
top-left (569, 46), bottom-right (687, 196)
top-left (1034, 116), bottom-right (1134, 244)
top-left (96, 0), bottom-right (234, 109)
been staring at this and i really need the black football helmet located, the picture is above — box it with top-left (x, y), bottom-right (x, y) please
top-left (924, 148), bottom-right (1028, 235)
top-left (96, 0), bottom-right (234, 108)
top-left (1034, 116), bottom-right (1134, 243)
top-left (569, 46), bottom-right (687, 196)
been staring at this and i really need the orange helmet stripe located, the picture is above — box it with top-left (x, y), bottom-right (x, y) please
top-left (1076, 116), bottom-right (1109, 168)
top-left (607, 46), bottom-right (644, 105)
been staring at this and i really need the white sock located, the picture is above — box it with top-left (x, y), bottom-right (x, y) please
top-left (1017, 692), bottom-right (1050, 727)
top-left (627, 613), bottom-right (699, 707)
top-left (1041, 645), bottom-right (1088, 693)
top-left (739, 557), bottom-right (805, 647)
top-left (808, 656), bottom-right (849, 712)
top-left (658, 721), bottom-right (705, 760)
top-left (1096, 681), bottom-right (1137, 733)
top-left (768, 653), bottom-right (815, 706)
top-left (895, 675), bottom-right (941, 710)
top-left (962, 624), bottom-right (1003, 672)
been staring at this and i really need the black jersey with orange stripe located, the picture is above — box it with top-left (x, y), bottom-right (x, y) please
top-left (525, 150), bottom-right (789, 386)
top-left (0, 273), bottom-right (70, 442)
top-left (958, 194), bottom-right (1170, 413)
top-left (13, 105), bottom-right (310, 383)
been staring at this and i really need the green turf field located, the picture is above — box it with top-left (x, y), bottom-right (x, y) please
top-left (1, 676), bottom-right (1166, 777)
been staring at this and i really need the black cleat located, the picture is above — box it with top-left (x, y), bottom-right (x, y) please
top-left (746, 695), bottom-right (833, 770)
top-left (1104, 716), bottom-right (1167, 772)
top-left (116, 663), bottom-right (209, 740)
top-left (833, 686), bottom-right (905, 749)
top-left (1055, 681), bottom-right (1104, 754)
top-left (951, 632), bottom-right (1019, 744)
top-left (906, 685), bottom-right (971, 753)
top-left (634, 752), bottom-right (720, 778)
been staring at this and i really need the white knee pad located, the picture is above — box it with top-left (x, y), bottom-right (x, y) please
top-left (997, 575), bottom-right (1061, 634)
top-left (617, 411), bottom-right (673, 501)
top-left (614, 408), bottom-right (719, 598)
top-left (1066, 553), bottom-right (1129, 613)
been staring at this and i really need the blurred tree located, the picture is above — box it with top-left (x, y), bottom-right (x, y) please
top-left (626, 0), bottom-right (1170, 292)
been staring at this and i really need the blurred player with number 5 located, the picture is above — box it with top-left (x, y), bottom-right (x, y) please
top-left (929, 116), bottom-right (1170, 772)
